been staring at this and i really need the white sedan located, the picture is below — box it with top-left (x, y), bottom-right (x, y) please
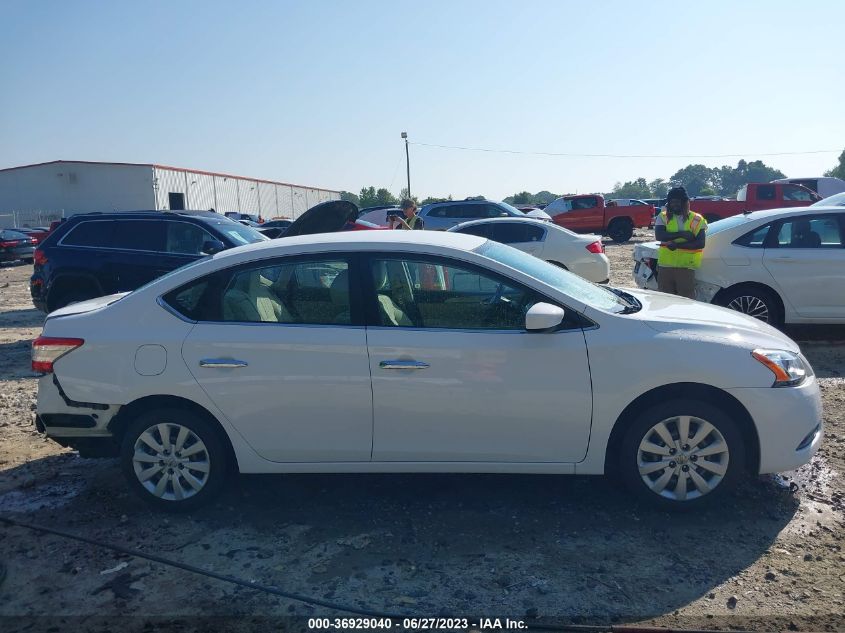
top-left (34, 231), bottom-right (821, 511)
top-left (633, 206), bottom-right (845, 326)
top-left (448, 217), bottom-right (610, 283)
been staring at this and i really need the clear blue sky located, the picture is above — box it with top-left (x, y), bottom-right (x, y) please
top-left (1, 0), bottom-right (842, 199)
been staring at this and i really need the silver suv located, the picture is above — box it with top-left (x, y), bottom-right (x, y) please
top-left (418, 198), bottom-right (525, 230)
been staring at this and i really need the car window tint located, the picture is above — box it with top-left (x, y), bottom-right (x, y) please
top-left (165, 222), bottom-right (215, 255)
top-left (369, 257), bottom-right (536, 330)
top-left (781, 185), bottom-right (814, 202)
top-left (774, 216), bottom-right (843, 249)
top-left (488, 223), bottom-right (544, 244)
top-left (733, 223), bottom-right (771, 248)
top-left (220, 259), bottom-right (350, 325)
top-left (483, 205), bottom-right (507, 218)
top-left (569, 197), bottom-right (598, 210)
top-left (112, 220), bottom-right (166, 251)
top-left (62, 221), bottom-right (115, 247)
top-left (455, 224), bottom-right (493, 238)
top-left (757, 185), bottom-right (776, 201)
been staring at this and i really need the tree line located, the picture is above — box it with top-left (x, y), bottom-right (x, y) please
top-left (340, 149), bottom-right (845, 208)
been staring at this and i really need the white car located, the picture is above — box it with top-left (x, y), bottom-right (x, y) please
top-left (632, 206), bottom-right (845, 326)
top-left (33, 231), bottom-right (821, 511)
top-left (448, 217), bottom-right (609, 283)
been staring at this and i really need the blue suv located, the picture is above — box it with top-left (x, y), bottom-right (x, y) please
top-left (30, 211), bottom-right (266, 312)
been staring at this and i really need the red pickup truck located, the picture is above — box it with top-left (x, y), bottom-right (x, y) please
top-left (691, 182), bottom-right (821, 222)
top-left (544, 194), bottom-right (654, 242)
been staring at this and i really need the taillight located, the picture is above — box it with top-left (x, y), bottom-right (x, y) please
top-left (0, 240), bottom-right (19, 248)
top-left (34, 249), bottom-right (48, 266)
top-left (645, 258), bottom-right (657, 271)
top-left (586, 240), bottom-right (604, 254)
top-left (32, 337), bottom-right (84, 374)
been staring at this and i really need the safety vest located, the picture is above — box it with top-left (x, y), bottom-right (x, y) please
top-left (657, 210), bottom-right (707, 269)
top-left (398, 215), bottom-right (422, 230)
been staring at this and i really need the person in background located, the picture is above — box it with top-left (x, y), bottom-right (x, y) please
top-left (390, 199), bottom-right (424, 230)
top-left (654, 186), bottom-right (707, 299)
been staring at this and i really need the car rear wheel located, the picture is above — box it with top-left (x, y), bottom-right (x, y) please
top-left (618, 400), bottom-right (745, 509)
top-left (607, 218), bottom-right (633, 243)
top-left (716, 285), bottom-right (783, 328)
top-left (121, 408), bottom-right (228, 511)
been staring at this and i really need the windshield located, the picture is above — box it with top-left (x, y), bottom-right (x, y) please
top-left (210, 221), bottom-right (268, 245)
top-left (812, 192), bottom-right (845, 207)
top-left (498, 201), bottom-right (528, 216)
top-left (476, 241), bottom-right (628, 312)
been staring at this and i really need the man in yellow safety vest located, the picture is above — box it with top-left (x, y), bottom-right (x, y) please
top-left (654, 186), bottom-right (707, 299)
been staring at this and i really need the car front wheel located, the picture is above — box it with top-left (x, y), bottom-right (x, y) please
top-left (121, 408), bottom-right (228, 511)
top-left (618, 400), bottom-right (745, 509)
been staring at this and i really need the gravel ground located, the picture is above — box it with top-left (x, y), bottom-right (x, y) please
top-left (1, 241), bottom-right (844, 632)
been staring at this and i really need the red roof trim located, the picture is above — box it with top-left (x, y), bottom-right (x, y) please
top-left (0, 160), bottom-right (340, 194)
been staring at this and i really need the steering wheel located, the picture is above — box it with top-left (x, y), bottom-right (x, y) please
top-left (483, 282), bottom-right (506, 306)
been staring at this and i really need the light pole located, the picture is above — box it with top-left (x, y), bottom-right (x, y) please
top-left (401, 132), bottom-right (410, 200)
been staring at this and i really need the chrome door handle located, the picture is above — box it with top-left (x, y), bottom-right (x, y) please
top-left (199, 359), bottom-right (249, 369)
top-left (771, 257), bottom-right (795, 263)
top-left (379, 360), bottom-right (430, 370)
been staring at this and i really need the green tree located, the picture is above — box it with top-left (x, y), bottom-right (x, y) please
top-left (358, 186), bottom-right (378, 208)
top-left (611, 177), bottom-right (651, 199)
top-left (698, 186), bottom-right (717, 196)
top-left (824, 148), bottom-right (845, 179)
top-left (376, 188), bottom-right (399, 206)
top-left (399, 188), bottom-right (419, 206)
top-left (713, 160), bottom-right (786, 197)
top-left (420, 195), bottom-right (452, 205)
top-left (669, 164), bottom-right (716, 197)
top-left (648, 179), bottom-right (669, 197)
top-left (340, 191), bottom-right (360, 206)
top-left (510, 191), bottom-right (534, 205)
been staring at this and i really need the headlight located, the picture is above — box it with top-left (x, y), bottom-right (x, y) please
top-left (751, 349), bottom-right (811, 387)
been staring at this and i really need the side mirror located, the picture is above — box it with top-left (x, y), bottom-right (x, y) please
top-left (499, 212), bottom-right (510, 217)
top-left (525, 302), bottom-right (565, 331)
top-left (201, 240), bottom-right (226, 255)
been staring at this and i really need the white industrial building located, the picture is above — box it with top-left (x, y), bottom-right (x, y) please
top-left (0, 160), bottom-right (341, 226)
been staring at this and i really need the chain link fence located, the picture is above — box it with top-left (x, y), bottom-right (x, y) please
top-left (0, 210), bottom-right (67, 229)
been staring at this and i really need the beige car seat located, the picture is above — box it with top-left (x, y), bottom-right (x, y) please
top-left (223, 270), bottom-right (293, 323)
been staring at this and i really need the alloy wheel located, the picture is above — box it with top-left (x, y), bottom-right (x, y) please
top-left (132, 422), bottom-right (211, 501)
top-left (726, 295), bottom-right (770, 322)
top-left (637, 415), bottom-right (730, 501)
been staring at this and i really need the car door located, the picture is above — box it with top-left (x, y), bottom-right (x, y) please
top-left (763, 213), bottom-right (845, 319)
top-left (363, 253), bottom-right (593, 463)
top-left (178, 254), bottom-right (374, 462)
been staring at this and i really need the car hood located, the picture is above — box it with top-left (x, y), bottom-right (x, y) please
top-left (282, 200), bottom-right (358, 237)
top-left (621, 287), bottom-right (799, 352)
top-left (46, 293), bottom-right (130, 318)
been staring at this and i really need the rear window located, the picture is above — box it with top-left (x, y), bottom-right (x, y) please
top-left (61, 221), bottom-right (114, 247)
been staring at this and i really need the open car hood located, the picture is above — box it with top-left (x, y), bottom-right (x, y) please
top-left (282, 200), bottom-right (359, 238)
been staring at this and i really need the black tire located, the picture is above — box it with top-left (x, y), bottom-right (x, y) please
top-left (704, 214), bottom-right (721, 224)
top-left (715, 285), bottom-right (783, 328)
top-left (617, 399), bottom-right (746, 510)
top-left (120, 407), bottom-right (229, 512)
top-left (607, 218), bottom-right (633, 243)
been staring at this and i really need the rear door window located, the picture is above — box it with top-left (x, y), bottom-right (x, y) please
top-left (454, 223), bottom-right (493, 239)
top-left (112, 220), bottom-right (166, 252)
top-left (756, 185), bottom-right (776, 201)
top-left (61, 221), bottom-right (115, 247)
top-left (489, 223), bottom-right (545, 244)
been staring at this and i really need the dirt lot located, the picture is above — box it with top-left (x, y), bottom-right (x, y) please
top-left (1, 237), bottom-right (844, 632)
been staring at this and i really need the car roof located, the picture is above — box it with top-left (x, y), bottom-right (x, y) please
top-left (735, 206), bottom-right (843, 222)
top-left (207, 226), bottom-right (487, 262)
top-left (65, 210), bottom-right (225, 223)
